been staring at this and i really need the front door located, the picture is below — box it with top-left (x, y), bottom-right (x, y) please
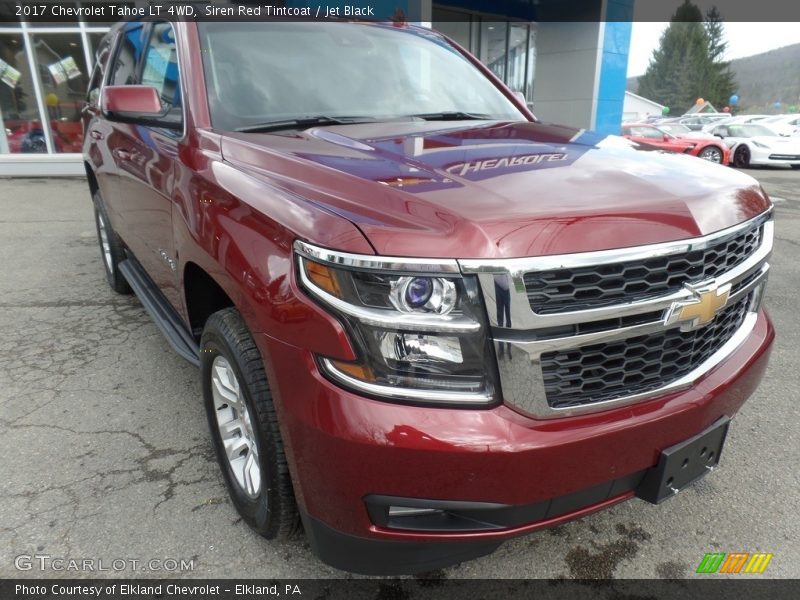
top-left (106, 21), bottom-right (184, 309)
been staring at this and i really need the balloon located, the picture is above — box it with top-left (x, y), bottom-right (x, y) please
top-left (45, 93), bottom-right (59, 108)
top-left (789, 105), bottom-right (798, 113)
top-left (662, 106), bottom-right (670, 115)
top-left (774, 101), bottom-right (782, 109)
top-left (723, 106), bottom-right (730, 112)
top-left (729, 94), bottom-right (739, 105)
top-left (696, 97), bottom-right (704, 105)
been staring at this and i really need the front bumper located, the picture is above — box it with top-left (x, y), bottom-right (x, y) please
top-left (256, 309), bottom-right (773, 575)
top-left (748, 145), bottom-right (800, 166)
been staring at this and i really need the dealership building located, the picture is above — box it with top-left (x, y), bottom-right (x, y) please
top-left (0, 0), bottom-right (632, 176)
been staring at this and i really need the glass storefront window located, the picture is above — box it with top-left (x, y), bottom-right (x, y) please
top-left (506, 24), bottom-right (528, 96)
top-left (0, 33), bottom-right (43, 154)
top-left (480, 22), bottom-right (507, 80)
top-left (28, 32), bottom-right (90, 153)
top-left (431, 8), bottom-right (473, 50)
top-left (526, 26), bottom-right (536, 101)
top-left (1, 21), bottom-right (111, 156)
top-left (432, 11), bottom-right (536, 105)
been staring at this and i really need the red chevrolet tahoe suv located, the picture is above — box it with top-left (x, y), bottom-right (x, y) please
top-left (82, 19), bottom-right (775, 575)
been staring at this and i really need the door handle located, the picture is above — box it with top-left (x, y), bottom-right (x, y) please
top-left (89, 130), bottom-right (104, 140)
top-left (113, 148), bottom-right (132, 160)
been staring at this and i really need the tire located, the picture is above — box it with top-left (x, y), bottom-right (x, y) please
top-left (201, 308), bottom-right (299, 540)
top-left (92, 191), bottom-right (132, 294)
top-left (733, 145), bottom-right (751, 168)
top-left (698, 145), bottom-right (723, 163)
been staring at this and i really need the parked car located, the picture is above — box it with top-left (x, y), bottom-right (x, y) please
top-left (697, 114), bottom-right (771, 135)
top-left (661, 114), bottom-right (731, 131)
top-left (709, 122), bottom-right (800, 168)
top-left (760, 114), bottom-right (800, 137)
top-left (83, 19), bottom-right (775, 575)
top-left (621, 123), bottom-right (730, 164)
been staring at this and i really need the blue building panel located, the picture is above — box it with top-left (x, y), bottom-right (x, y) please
top-left (594, 16), bottom-right (632, 135)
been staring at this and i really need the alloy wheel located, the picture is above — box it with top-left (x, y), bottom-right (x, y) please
top-left (699, 146), bottom-right (722, 163)
top-left (96, 210), bottom-right (114, 273)
top-left (210, 355), bottom-right (262, 498)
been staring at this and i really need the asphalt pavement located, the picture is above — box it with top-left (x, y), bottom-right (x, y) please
top-left (0, 168), bottom-right (798, 580)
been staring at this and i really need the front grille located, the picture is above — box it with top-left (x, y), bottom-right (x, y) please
top-left (523, 223), bottom-right (762, 314)
top-left (540, 295), bottom-right (751, 409)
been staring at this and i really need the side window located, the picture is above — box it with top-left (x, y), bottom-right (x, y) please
top-left (87, 63), bottom-right (102, 106)
top-left (110, 23), bottom-right (148, 86)
top-left (635, 127), bottom-right (662, 140)
top-left (87, 34), bottom-right (113, 106)
top-left (141, 22), bottom-right (182, 125)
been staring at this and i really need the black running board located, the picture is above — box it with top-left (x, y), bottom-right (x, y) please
top-left (118, 258), bottom-right (200, 367)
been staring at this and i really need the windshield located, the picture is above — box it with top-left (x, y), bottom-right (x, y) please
top-left (197, 22), bottom-right (526, 131)
top-left (658, 124), bottom-right (690, 135)
top-left (728, 124), bottom-right (775, 138)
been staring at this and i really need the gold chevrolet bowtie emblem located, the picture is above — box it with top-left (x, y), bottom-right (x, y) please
top-left (670, 282), bottom-right (731, 331)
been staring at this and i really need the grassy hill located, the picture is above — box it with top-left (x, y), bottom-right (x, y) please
top-left (628, 43), bottom-right (800, 113)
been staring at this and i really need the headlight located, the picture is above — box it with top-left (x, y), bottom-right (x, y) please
top-left (295, 241), bottom-right (498, 406)
top-left (751, 141), bottom-right (769, 149)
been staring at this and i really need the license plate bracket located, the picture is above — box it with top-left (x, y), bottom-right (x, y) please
top-left (636, 416), bottom-right (730, 504)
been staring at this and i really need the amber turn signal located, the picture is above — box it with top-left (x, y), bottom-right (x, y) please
top-left (305, 260), bottom-right (342, 298)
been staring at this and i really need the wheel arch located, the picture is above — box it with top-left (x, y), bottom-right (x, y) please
top-left (183, 261), bottom-right (237, 339)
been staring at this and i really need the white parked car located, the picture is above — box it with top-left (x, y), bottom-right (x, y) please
top-left (697, 115), bottom-right (770, 135)
top-left (709, 122), bottom-right (800, 168)
top-left (760, 114), bottom-right (800, 137)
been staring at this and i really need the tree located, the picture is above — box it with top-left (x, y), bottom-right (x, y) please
top-left (637, 1), bottom-right (736, 114)
top-left (703, 7), bottom-right (737, 109)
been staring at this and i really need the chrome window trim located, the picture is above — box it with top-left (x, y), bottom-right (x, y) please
top-left (294, 240), bottom-right (460, 274)
top-left (458, 208), bottom-right (773, 275)
top-left (319, 358), bottom-right (495, 405)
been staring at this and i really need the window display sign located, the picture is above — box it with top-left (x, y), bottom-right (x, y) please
top-left (0, 58), bottom-right (21, 89)
top-left (47, 55), bottom-right (82, 85)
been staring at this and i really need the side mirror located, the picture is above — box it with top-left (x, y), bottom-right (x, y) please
top-left (101, 85), bottom-right (181, 130)
top-left (663, 134), bottom-right (670, 142)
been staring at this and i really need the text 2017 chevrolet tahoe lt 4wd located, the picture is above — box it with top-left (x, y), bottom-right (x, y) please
top-left (83, 19), bottom-right (774, 574)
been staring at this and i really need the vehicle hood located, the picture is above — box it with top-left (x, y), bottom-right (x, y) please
top-left (746, 135), bottom-right (800, 150)
top-left (220, 120), bottom-right (771, 259)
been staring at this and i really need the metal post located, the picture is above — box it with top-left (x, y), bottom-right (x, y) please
top-left (20, 20), bottom-right (56, 154)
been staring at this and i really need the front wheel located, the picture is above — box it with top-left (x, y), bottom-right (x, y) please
top-left (733, 145), bottom-right (751, 168)
top-left (200, 308), bottom-right (299, 540)
top-left (698, 145), bottom-right (723, 163)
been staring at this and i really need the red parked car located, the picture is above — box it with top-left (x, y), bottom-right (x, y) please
top-left (83, 19), bottom-right (774, 574)
top-left (622, 122), bottom-right (731, 164)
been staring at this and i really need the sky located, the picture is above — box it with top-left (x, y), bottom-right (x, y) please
top-left (627, 22), bottom-right (800, 78)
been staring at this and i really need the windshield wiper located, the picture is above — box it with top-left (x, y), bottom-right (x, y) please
top-left (407, 111), bottom-right (494, 121)
top-left (236, 116), bottom-right (376, 133)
